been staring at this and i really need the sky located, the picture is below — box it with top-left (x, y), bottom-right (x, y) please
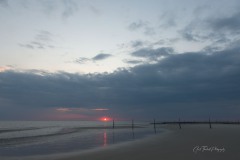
top-left (0, 0), bottom-right (240, 121)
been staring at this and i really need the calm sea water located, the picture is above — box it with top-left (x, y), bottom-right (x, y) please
top-left (0, 121), bottom-right (161, 158)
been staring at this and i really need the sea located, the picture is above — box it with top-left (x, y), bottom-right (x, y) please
top-left (0, 121), bottom-right (162, 159)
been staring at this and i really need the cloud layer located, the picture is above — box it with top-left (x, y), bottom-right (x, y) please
top-left (1, 45), bottom-right (240, 120)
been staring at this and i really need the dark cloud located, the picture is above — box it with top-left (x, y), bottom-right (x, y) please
top-left (75, 53), bottom-right (112, 64)
top-left (179, 20), bottom-right (206, 42)
top-left (130, 47), bottom-right (174, 60)
top-left (123, 59), bottom-right (143, 64)
top-left (180, 11), bottom-right (240, 44)
top-left (1, 46), bottom-right (240, 119)
top-left (92, 53), bottom-right (112, 61)
top-left (129, 39), bottom-right (179, 50)
top-left (208, 12), bottom-right (240, 32)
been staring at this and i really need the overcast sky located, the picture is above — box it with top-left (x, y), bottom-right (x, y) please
top-left (0, 0), bottom-right (240, 121)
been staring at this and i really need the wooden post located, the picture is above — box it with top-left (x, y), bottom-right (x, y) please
top-left (154, 118), bottom-right (156, 134)
top-left (132, 119), bottom-right (135, 139)
top-left (209, 117), bottom-right (212, 129)
top-left (154, 118), bottom-right (156, 129)
top-left (178, 118), bottom-right (182, 129)
top-left (113, 119), bottom-right (115, 129)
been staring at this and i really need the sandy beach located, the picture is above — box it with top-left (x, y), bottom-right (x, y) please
top-left (52, 124), bottom-right (240, 160)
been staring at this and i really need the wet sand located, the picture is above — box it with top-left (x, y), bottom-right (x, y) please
top-left (54, 124), bottom-right (240, 160)
top-left (4, 124), bottom-right (240, 160)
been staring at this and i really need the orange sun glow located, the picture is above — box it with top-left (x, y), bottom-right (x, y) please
top-left (100, 117), bottom-right (111, 122)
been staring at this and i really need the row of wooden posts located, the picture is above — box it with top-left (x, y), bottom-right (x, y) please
top-left (177, 118), bottom-right (212, 129)
top-left (155, 118), bottom-right (215, 129)
top-left (111, 117), bottom-right (214, 131)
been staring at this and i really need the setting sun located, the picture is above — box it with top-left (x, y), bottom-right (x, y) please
top-left (100, 117), bottom-right (111, 122)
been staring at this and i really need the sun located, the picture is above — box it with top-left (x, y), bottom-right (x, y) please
top-left (100, 117), bottom-right (111, 122)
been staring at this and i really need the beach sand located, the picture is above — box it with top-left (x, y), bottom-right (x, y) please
top-left (54, 124), bottom-right (240, 160)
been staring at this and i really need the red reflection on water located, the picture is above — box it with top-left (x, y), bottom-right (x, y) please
top-left (103, 130), bottom-right (107, 146)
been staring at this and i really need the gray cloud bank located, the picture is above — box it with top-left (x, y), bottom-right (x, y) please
top-left (1, 45), bottom-right (240, 120)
